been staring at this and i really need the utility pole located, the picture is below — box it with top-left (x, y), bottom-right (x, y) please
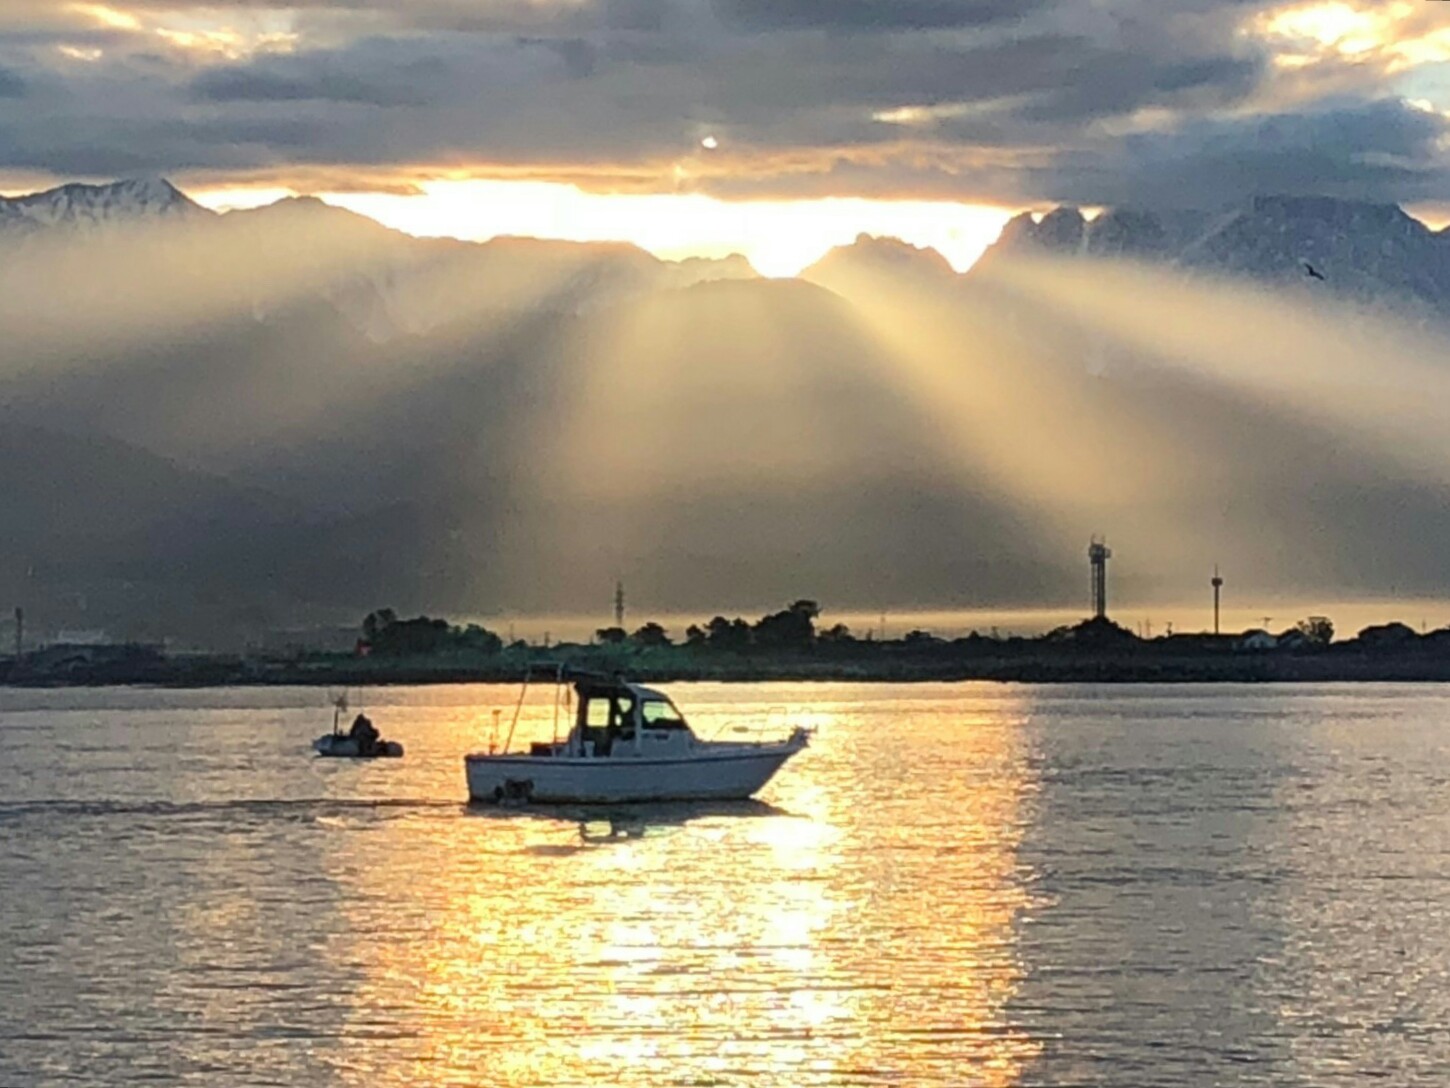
top-left (1089, 538), bottom-right (1111, 620)
top-left (1211, 566), bottom-right (1223, 635)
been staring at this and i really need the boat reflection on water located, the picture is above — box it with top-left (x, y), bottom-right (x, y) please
top-left (465, 798), bottom-right (796, 852)
top-left (575, 799), bottom-right (793, 844)
top-left (501, 800), bottom-right (794, 852)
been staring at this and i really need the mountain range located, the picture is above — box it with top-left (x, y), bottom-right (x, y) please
top-left (975, 196), bottom-right (1450, 319)
top-left (3, 178), bottom-right (1449, 646)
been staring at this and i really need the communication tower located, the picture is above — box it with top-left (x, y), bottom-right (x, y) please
top-left (1211, 566), bottom-right (1224, 635)
top-left (1089, 537), bottom-right (1111, 620)
top-left (614, 581), bottom-right (626, 630)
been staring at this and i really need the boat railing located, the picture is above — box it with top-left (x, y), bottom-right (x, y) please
top-left (707, 705), bottom-right (818, 744)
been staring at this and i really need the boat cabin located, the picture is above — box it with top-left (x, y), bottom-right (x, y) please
top-left (566, 679), bottom-right (696, 758)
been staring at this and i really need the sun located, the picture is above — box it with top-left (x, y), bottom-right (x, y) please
top-left (1261, 1), bottom-right (1386, 56)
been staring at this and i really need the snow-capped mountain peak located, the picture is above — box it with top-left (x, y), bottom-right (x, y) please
top-left (0, 177), bottom-right (210, 232)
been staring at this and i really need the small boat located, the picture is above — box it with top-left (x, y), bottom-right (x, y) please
top-left (313, 733), bottom-right (404, 759)
top-left (465, 669), bottom-right (809, 804)
top-left (313, 694), bottom-right (403, 759)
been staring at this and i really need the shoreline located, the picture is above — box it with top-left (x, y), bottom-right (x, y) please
top-left (8, 646), bottom-right (1450, 687)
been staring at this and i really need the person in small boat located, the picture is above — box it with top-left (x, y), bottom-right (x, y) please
top-left (348, 712), bottom-right (380, 755)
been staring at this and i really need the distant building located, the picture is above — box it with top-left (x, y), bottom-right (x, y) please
top-left (1275, 629), bottom-right (1313, 652)
top-left (52, 629), bottom-right (111, 646)
top-left (1354, 622), bottom-right (1419, 650)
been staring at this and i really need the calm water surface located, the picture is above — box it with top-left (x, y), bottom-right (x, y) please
top-left (3, 682), bottom-right (1450, 1085)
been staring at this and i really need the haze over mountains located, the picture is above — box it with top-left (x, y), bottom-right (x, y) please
top-left (5, 178), bottom-right (1450, 647)
top-left (980, 196), bottom-right (1450, 321)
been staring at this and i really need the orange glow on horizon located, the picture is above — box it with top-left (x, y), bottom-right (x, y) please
top-left (191, 180), bottom-right (1014, 278)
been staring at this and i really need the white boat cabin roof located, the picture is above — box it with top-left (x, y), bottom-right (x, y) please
top-left (571, 675), bottom-right (671, 703)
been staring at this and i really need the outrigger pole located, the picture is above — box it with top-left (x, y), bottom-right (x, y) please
top-left (502, 662), bottom-right (568, 754)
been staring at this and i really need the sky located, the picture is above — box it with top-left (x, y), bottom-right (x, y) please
top-left (3, 1), bottom-right (1450, 272)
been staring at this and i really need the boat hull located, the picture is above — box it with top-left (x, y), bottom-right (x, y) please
top-left (314, 735), bottom-right (404, 758)
top-left (464, 741), bottom-right (804, 804)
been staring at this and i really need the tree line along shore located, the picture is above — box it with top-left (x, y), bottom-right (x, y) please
top-left (7, 602), bottom-right (1450, 686)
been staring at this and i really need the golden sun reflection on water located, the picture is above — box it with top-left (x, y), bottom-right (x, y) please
top-left (17, 685), bottom-right (1450, 1085)
top-left (316, 683), bottom-right (1041, 1086)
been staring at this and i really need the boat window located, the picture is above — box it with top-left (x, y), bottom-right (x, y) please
top-left (641, 699), bottom-right (687, 729)
top-left (585, 697), bottom-right (611, 729)
top-left (613, 698), bottom-right (636, 730)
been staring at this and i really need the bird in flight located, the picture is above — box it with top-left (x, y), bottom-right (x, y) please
top-left (1301, 260), bottom-right (1325, 281)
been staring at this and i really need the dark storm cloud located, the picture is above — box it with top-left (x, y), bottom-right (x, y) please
top-left (0, 66), bottom-right (25, 99)
top-left (194, 51), bottom-right (447, 107)
top-left (0, 114), bottom-right (329, 176)
top-left (702, 98), bottom-right (1450, 208)
top-left (280, 0), bottom-right (678, 34)
top-left (1013, 51), bottom-right (1264, 123)
top-left (709, 0), bottom-right (1045, 33)
top-left (1, 0), bottom-right (1446, 210)
top-left (1073, 99), bottom-right (1450, 207)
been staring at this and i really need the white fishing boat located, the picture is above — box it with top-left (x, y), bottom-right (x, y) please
top-left (465, 670), bottom-right (809, 804)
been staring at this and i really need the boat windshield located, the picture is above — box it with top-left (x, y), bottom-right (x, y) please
top-left (640, 698), bottom-right (688, 730)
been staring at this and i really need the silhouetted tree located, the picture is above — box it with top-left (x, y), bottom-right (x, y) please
top-left (362, 611), bottom-right (503, 656)
top-left (362, 608), bottom-right (398, 644)
top-left (753, 600), bottom-right (820, 650)
top-left (684, 624), bottom-right (708, 648)
top-left (595, 626), bottom-right (628, 645)
top-left (1296, 616), bottom-right (1335, 646)
top-left (818, 623), bottom-right (853, 643)
top-left (632, 622), bottom-right (671, 648)
top-left (369, 615), bottom-right (450, 655)
top-left (458, 623), bottom-right (504, 654)
top-left (706, 615), bottom-right (752, 651)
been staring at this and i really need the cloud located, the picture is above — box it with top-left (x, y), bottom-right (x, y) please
top-left (709, 0), bottom-right (1046, 33)
top-left (1086, 97), bottom-right (1450, 207)
top-left (193, 51), bottom-right (447, 107)
top-left (0, 0), bottom-right (1446, 211)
